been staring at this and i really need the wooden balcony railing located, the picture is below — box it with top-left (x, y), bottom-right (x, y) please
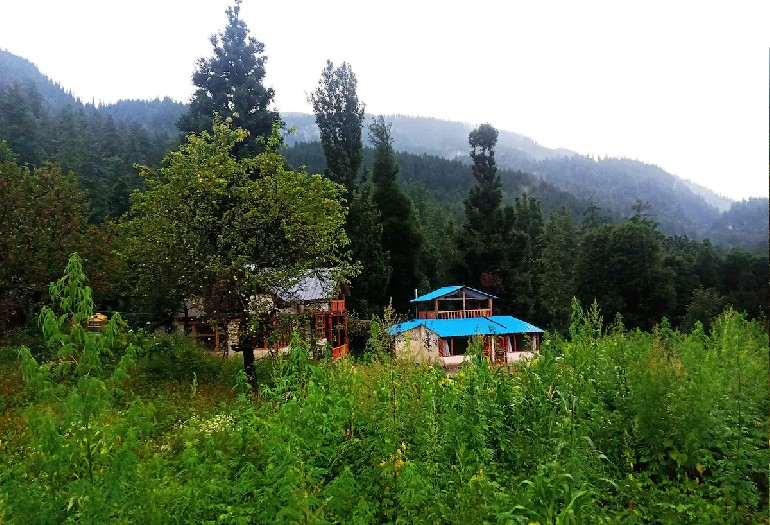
top-left (330, 299), bottom-right (346, 312)
top-left (331, 344), bottom-right (349, 359)
top-left (417, 309), bottom-right (491, 320)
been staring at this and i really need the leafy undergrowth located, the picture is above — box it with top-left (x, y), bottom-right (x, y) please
top-left (0, 258), bottom-right (768, 523)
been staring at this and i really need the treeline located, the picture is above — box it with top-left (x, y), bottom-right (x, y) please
top-left (0, 78), bottom-right (175, 221)
top-left (286, 136), bottom-right (767, 334)
top-left (282, 112), bottom-right (769, 252)
top-left (0, 6), bottom-right (767, 340)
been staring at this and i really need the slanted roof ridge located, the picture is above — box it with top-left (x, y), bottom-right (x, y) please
top-left (410, 284), bottom-right (498, 303)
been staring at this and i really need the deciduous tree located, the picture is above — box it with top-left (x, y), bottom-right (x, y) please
top-left (309, 60), bottom-right (365, 195)
top-left (121, 119), bottom-right (353, 384)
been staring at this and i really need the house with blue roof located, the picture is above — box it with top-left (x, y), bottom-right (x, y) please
top-left (388, 285), bottom-right (543, 367)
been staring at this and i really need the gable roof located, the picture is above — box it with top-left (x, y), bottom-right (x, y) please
top-left (388, 316), bottom-right (543, 337)
top-left (411, 285), bottom-right (497, 303)
top-left (273, 270), bottom-right (336, 303)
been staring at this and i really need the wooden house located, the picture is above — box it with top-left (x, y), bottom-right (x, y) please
top-left (388, 285), bottom-right (543, 368)
top-left (173, 270), bottom-right (349, 359)
top-left (273, 270), bottom-right (349, 358)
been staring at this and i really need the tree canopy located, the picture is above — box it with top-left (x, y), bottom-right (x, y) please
top-left (121, 119), bottom-right (353, 321)
top-left (177, 1), bottom-right (278, 157)
top-left (309, 60), bottom-right (366, 194)
top-left (370, 116), bottom-right (423, 311)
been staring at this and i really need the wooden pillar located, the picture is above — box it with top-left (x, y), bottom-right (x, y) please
top-left (450, 337), bottom-right (454, 356)
top-left (434, 299), bottom-right (438, 316)
top-left (344, 315), bottom-right (349, 350)
top-left (215, 324), bottom-right (220, 353)
top-left (513, 334), bottom-right (518, 352)
top-left (487, 297), bottom-right (492, 315)
top-left (462, 288), bottom-right (466, 314)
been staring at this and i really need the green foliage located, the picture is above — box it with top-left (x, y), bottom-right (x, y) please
top-left (2, 297), bottom-right (768, 522)
top-left (574, 218), bottom-right (676, 331)
top-left (539, 208), bottom-right (579, 332)
top-left (0, 160), bottom-right (102, 331)
top-left (370, 116), bottom-right (423, 312)
top-left (347, 185), bottom-right (392, 315)
top-left (177, 0), bottom-right (278, 157)
top-left (310, 60), bottom-right (366, 194)
top-left (120, 118), bottom-right (353, 320)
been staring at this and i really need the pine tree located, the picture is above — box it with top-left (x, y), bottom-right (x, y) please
top-left (369, 116), bottom-right (422, 311)
top-left (538, 208), bottom-right (579, 332)
top-left (457, 123), bottom-right (507, 290)
top-left (177, 1), bottom-right (278, 157)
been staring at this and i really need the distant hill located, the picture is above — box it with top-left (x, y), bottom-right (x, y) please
top-left (0, 48), bottom-right (77, 109)
top-left (284, 141), bottom-right (587, 220)
top-left (284, 112), bottom-right (765, 246)
top-left (706, 198), bottom-right (769, 252)
top-left (1, 49), bottom-right (765, 251)
top-left (283, 112), bottom-right (574, 163)
top-left (98, 98), bottom-right (187, 137)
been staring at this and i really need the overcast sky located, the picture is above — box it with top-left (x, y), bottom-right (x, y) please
top-left (1, 0), bottom-right (768, 200)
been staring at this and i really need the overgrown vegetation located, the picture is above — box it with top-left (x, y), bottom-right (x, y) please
top-left (1, 259), bottom-right (767, 523)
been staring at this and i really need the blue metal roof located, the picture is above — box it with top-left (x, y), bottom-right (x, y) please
top-left (388, 316), bottom-right (543, 337)
top-left (411, 285), bottom-right (498, 303)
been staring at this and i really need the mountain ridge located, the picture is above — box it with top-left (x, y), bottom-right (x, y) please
top-left (1, 48), bottom-right (765, 252)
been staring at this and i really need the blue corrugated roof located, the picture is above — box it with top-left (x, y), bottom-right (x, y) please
top-left (411, 285), bottom-right (498, 303)
top-left (388, 316), bottom-right (543, 337)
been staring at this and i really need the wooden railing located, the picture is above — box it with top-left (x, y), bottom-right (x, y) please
top-left (330, 299), bottom-right (346, 312)
top-left (418, 309), bottom-right (491, 320)
top-left (331, 344), bottom-right (349, 359)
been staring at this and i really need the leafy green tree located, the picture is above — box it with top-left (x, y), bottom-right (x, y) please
top-left (177, 0), bottom-right (278, 157)
top-left (121, 119), bottom-right (353, 384)
top-left (681, 286), bottom-right (727, 332)
top-left (124, 119), bottom-right (352, 314)
top-left (307, 60), bottom-right (388, 314)
top-left (505, 195), bottom-right (544, 319)
top-left (0, 160), bottom-right (96, 330)
top-left (369, 116), bottom-right (422, 311)
top-left (347, 185), bottom-right (391, 314)
top-left (718, 248), bottom-right (769, 319)
top-left (309, 60), bottom-right (366, 195)
top-left (574, 219), bottom-right (675, 330)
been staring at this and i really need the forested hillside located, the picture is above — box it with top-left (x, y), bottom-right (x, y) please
top-left (0, 45), bottom-right (767, 332)
top-left (2, 7), bottom-right (769, 523)
top-left (0, 50), bottom-right (176, 220)
top-left (282, 113), bottom-right (767, 248)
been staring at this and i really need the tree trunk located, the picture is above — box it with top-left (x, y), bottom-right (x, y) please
top-left (243, 346), bottom-right (256, 391)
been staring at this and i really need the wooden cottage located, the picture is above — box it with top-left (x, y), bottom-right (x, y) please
top-left (173, 270), bottom-right (349, 359)
top-left (273, 270), bottom-right (349, 358)
top-left (388, 285), bottom-right (543, 368)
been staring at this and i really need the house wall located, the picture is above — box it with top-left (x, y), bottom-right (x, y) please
top-left (394, 326), bottom-right (441, 363)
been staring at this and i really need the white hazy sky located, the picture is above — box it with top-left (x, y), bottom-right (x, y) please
top-left (1, 0), bottom-right (768, 201)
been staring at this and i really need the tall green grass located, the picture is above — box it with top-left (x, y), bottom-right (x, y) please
top-left (1, 292), bottom-right (767, 523)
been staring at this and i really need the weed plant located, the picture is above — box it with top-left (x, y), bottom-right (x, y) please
top-left (1, 256), bottom-right (768, 523)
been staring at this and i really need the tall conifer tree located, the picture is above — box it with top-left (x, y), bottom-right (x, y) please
top-left (310, 61), bottom-right (389, 313)
top-left (370, 116), bottom-right (423, 311)
top-left (177, 1), bottom-right (278, 157)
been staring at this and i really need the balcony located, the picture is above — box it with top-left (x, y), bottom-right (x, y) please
top-left (417, 308), bottom-right (492, 320)
top-left (330, 299), bottom-right (346, 313)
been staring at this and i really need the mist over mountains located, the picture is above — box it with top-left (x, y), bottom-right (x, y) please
top-left (0, 49), bottom-right (766, 252)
